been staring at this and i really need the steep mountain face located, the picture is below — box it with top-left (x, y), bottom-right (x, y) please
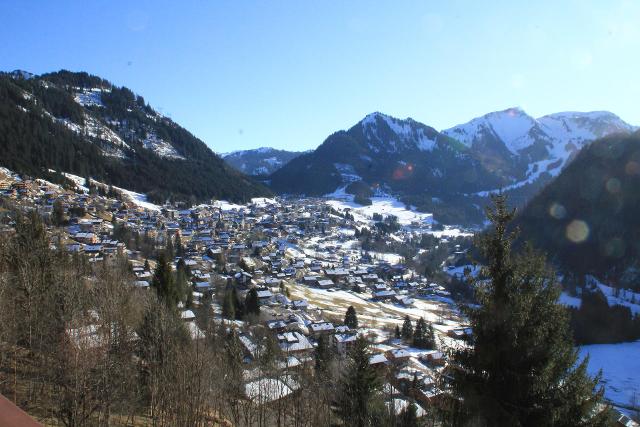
top-left (270, 109), bottom-right (635, 225)
top-left (270, 112), bottom-right (509, 224)
top-left (223, 147), bottom-right (303, 175)
top-left (514, 131), bottom-right (640, 288)
top-left (0, 70), bottom-right (270, 203)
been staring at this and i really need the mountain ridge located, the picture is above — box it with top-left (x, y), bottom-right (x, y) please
top-left (222, 147), bottom-right (305, 175)
top-left (0, 69), bottom-right (270, 203)
top-left (269, 108), bottom-right (636, 225)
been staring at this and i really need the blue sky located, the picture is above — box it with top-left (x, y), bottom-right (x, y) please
top-left (2, 1), bottom-right (639, 152)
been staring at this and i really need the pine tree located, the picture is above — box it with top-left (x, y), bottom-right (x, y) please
top-left (426, 322), bottom-right (436, 349)
top-left (165, 234), bottom-right (175, 260)
top-left (335, 336), bottom-right (382, 427)
top-left (412, 317), bottom-right (434, 349)
top-left (398, 402), bottom-right (418, 427)
top-left (401, 315), bottom-right (413, 341)
top-left (175, 258), bottom-right (191, 306)
top-left (245, 288), bottom-right (260, 317)
top-left (151, 252), bottom-right (180, 308)
top-left (449, 194), bottom-right (609, 426)
top-left (52, 199), bottom-right (65, 226)
top-left (315, 333), bottom-right (333, 373)
top-left (345, 305), bottom-right (358, 329)
top-left (222, 286), bottom-right (236, 320)
top-left (395, 325), bottom-right (401, 339)
top-left (174, 233), bottom-right (184, 258)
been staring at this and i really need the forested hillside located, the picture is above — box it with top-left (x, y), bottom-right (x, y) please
top-left (0, 70), bottom-right (270, 203)
top-left (514, 131), bottom-right (640, 288)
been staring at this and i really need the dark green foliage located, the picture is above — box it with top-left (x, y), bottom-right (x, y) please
top-left (570, 289), bottom-right (640, 344)
top-left (175, 258), bottom-right (191, 307)
top-left (151, 252), bottom-right (180, 308)
top-left (398, 402), bottom-right (419, 427)
top-left (244, 288), bottom-right (260, 317)
top-left (314, 334), bottom-right (334, 373)
top-left (412, 317), bottom-right (435, 349)
top-left (52, 199), bottom-right (65, 226)
top-left (335, 336), bottom-right (382, 427)
top-left (401, 315), bottom-right (413, 341)
top-left (222, 283), bottom-right (243, 320)
top-left (165, 235), bottom-right (174, 261)
top-left (514, 131), bottom-right (640, 287)
top-left (344, 305), bottom-right (358, 329)
top-left (174, 234), bottom-right (184, 258)
top-left (450, 195), bottom-right (608, 426)
top-left (0, 72), bottom-right (270, 205)
top-left (346, 181), bottom-right (374, 206)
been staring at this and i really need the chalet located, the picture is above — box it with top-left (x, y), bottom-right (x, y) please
top-left (303, 276), bottom-right (318, 286)
top-left (308, 322), bottom-right (334, 337)
top-left (369, 353), bottom-right (388, 368)
top-left (291, 299), bottom-right (308, 310)
top-left (419, 351), bottom-right (446, 367)
top-left (372, 290), bottom-right (396, 301)
top-left (266, 319), bottom-right (288, 333)
top-left (333, 332), bottom-right (357, 355)
top-left (386, 348), bottom-right (412, 365)
top-left (256, 289), bottom-right (274, 305)
top-left (277, 331), bottom-right (314, 354)
top-left (448, 327), bottom-right (473, 340)
top-left (317, 279), bottom-right (334, 289)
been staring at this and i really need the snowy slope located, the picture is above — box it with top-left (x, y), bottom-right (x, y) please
top-left (580, 340), bottom-right (640, 413)
top-left (443, 107), bottom-right (542, 154)
top-left (360, 112), bottom-right (440, 152)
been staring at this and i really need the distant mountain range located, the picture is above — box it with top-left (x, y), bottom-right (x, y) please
top-left (269, 108), bottom-right (636, 225)
top-left (222, 147), bottom-right (304, 175)
top-left (514, 130), bottom-right (640, 287)
top-left (0, 70), bottom-right (270, 203)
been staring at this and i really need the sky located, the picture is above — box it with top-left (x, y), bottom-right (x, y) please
top-left (2, 1), bottom-right (640, 153)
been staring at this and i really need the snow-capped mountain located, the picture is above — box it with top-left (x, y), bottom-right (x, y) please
top-left (270, 108), bottom-right (636, 225)
top-left (223, 147), bottom-right (304, 175)
top-left (444, 108), bottom-right (636, 194)
top-left (360, 112), bottom-right (442, 152)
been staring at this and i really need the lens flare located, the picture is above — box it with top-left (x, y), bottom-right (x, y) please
top-left (604, 237), bottom-right (625, 258)
top-left (566, 220), bottom-right (589, 243)
top-left (606, 178), bottom-right (621, 194)
top-left (625, 161), bottom-right (640, 175)
top-left (549, 202), bottom-right (566, 219)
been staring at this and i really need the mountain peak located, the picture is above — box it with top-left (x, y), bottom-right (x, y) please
top-left (9, 70), bottom-right (35, 80)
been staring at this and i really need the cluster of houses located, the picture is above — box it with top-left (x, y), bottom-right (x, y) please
top-left (0, 169), bottom-right (478, 418)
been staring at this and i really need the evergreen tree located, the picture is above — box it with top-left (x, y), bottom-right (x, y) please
top-left (222, 285), bottom-right (236, 320)
top-left (395, 325), bottom-right (401, 339)
top-left (401, 315), bottom-right (413, 341)
top-left (151, 252), bottom-right (180, 308)
top-left (315, 334), bottom-right (333, 373)
top-left (398, 402), bottom-right (419, 427)
top-left (143, 259), bottom-right (150, 271)
top-left (345, 305), bottom-right (359, 329)
top-left (449, 194), bottom-right (609, 426)
top-left (165, 234), bottom-right (175, 260)
top-left (174, 233), bottom-right (184, 258)
top-left (245, 288), bottom-right (260, 317)
top-left (175, 258), bottom-right (191, 306)
top-left (52, 199), bottom-right (65, 226)
top-left (412, 317), bottom-right (434, 349)
top-left (335, 336), bottom-right (382, 427)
